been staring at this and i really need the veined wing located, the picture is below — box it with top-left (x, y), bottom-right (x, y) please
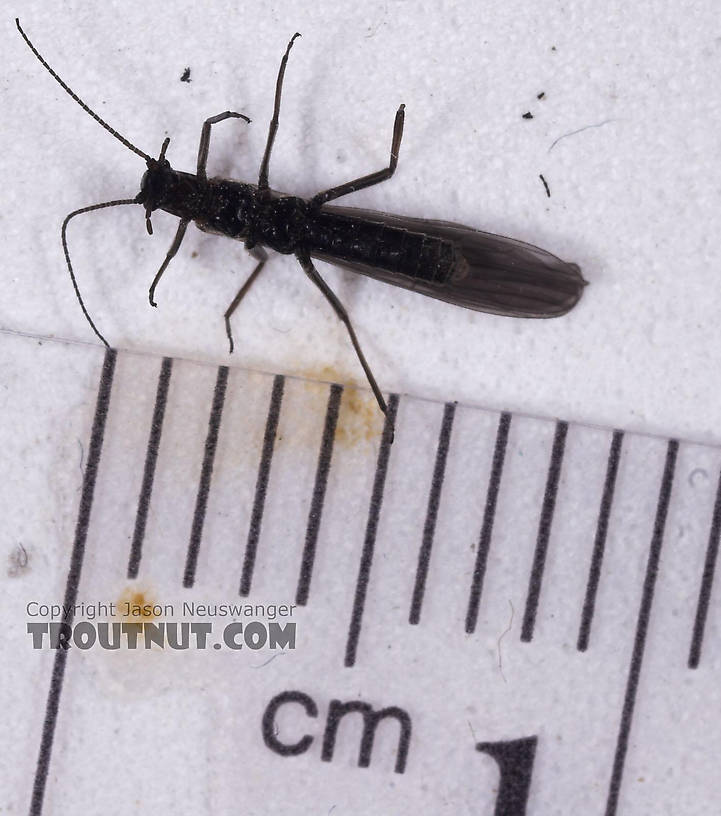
top-left (311, 205), bottom-right (586, 318)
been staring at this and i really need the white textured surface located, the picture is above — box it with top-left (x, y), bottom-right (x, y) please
top-left (4, 1), bottom-right (720, 442)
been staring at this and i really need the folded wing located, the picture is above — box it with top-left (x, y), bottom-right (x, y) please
top-left (312, 205), bottom-right (586, 318)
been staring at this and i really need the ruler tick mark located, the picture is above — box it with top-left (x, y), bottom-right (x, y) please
top-left (128, 356), bottom-right (173, 580)
top-left (344, 394), bottom-right (399, 668)
top-left (409, 402), bottom-right (456, 625)
top-left (296, 384), bottom-right (343, 606)
top-left (466, 411), bottom-right (512, 634)
top-left (577, 430), bottom-right (624, 652)
top-left (688, 463), bottom-right (721, 669)
top-left (521, 420), bottom-right (568, 643)
top-left (240, 374), bottom-right (285, 597)
top-left (183, 365), bottom-right (229, 588)
top-left (30, 348), bottom-right (117, 816)
top-left (604, 439), bottom-right (678, 816)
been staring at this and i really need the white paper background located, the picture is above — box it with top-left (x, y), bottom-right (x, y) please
top-left (4, 0), bottom-right (720, 444)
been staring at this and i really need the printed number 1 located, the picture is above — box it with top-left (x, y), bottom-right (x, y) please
top-left (476, 737), bottom-right (537, 816)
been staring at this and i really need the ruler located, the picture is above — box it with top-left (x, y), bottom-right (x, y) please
top-left (3, 331), bottom-right (720, 815)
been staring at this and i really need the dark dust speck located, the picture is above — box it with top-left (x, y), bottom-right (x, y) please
top-left (8, 543), bottom-right (29, 577)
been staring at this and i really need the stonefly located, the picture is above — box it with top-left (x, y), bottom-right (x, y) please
top-left (17, 19), bottom-right (587, 417)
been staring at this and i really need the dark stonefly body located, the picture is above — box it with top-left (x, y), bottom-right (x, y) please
top-left (18, 18), bottom-right (587, 423)
top-left (141, 166), bottom-right (585, 319)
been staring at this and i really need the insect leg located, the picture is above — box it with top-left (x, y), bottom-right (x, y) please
top-left (197, 111), bottom-right (251, 180)
top-left (257, 33), bottom-right (301, 195)
top-left (310, 105), bottom-right (405, 210)
top-left (296, 251), bottom-right (387, 416)
top-left (148, 219), bottom-right (190, 307)
top-left (224, 247), bottom-right (269, 353)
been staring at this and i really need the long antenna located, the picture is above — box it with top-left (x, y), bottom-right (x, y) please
top-left (62, 199), bottom-right (139, 346)
top-left (16, 18), bottom-right (152, 162)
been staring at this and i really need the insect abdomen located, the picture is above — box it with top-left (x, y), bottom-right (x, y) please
top-left (309, 210), bottom-right (456, 284)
